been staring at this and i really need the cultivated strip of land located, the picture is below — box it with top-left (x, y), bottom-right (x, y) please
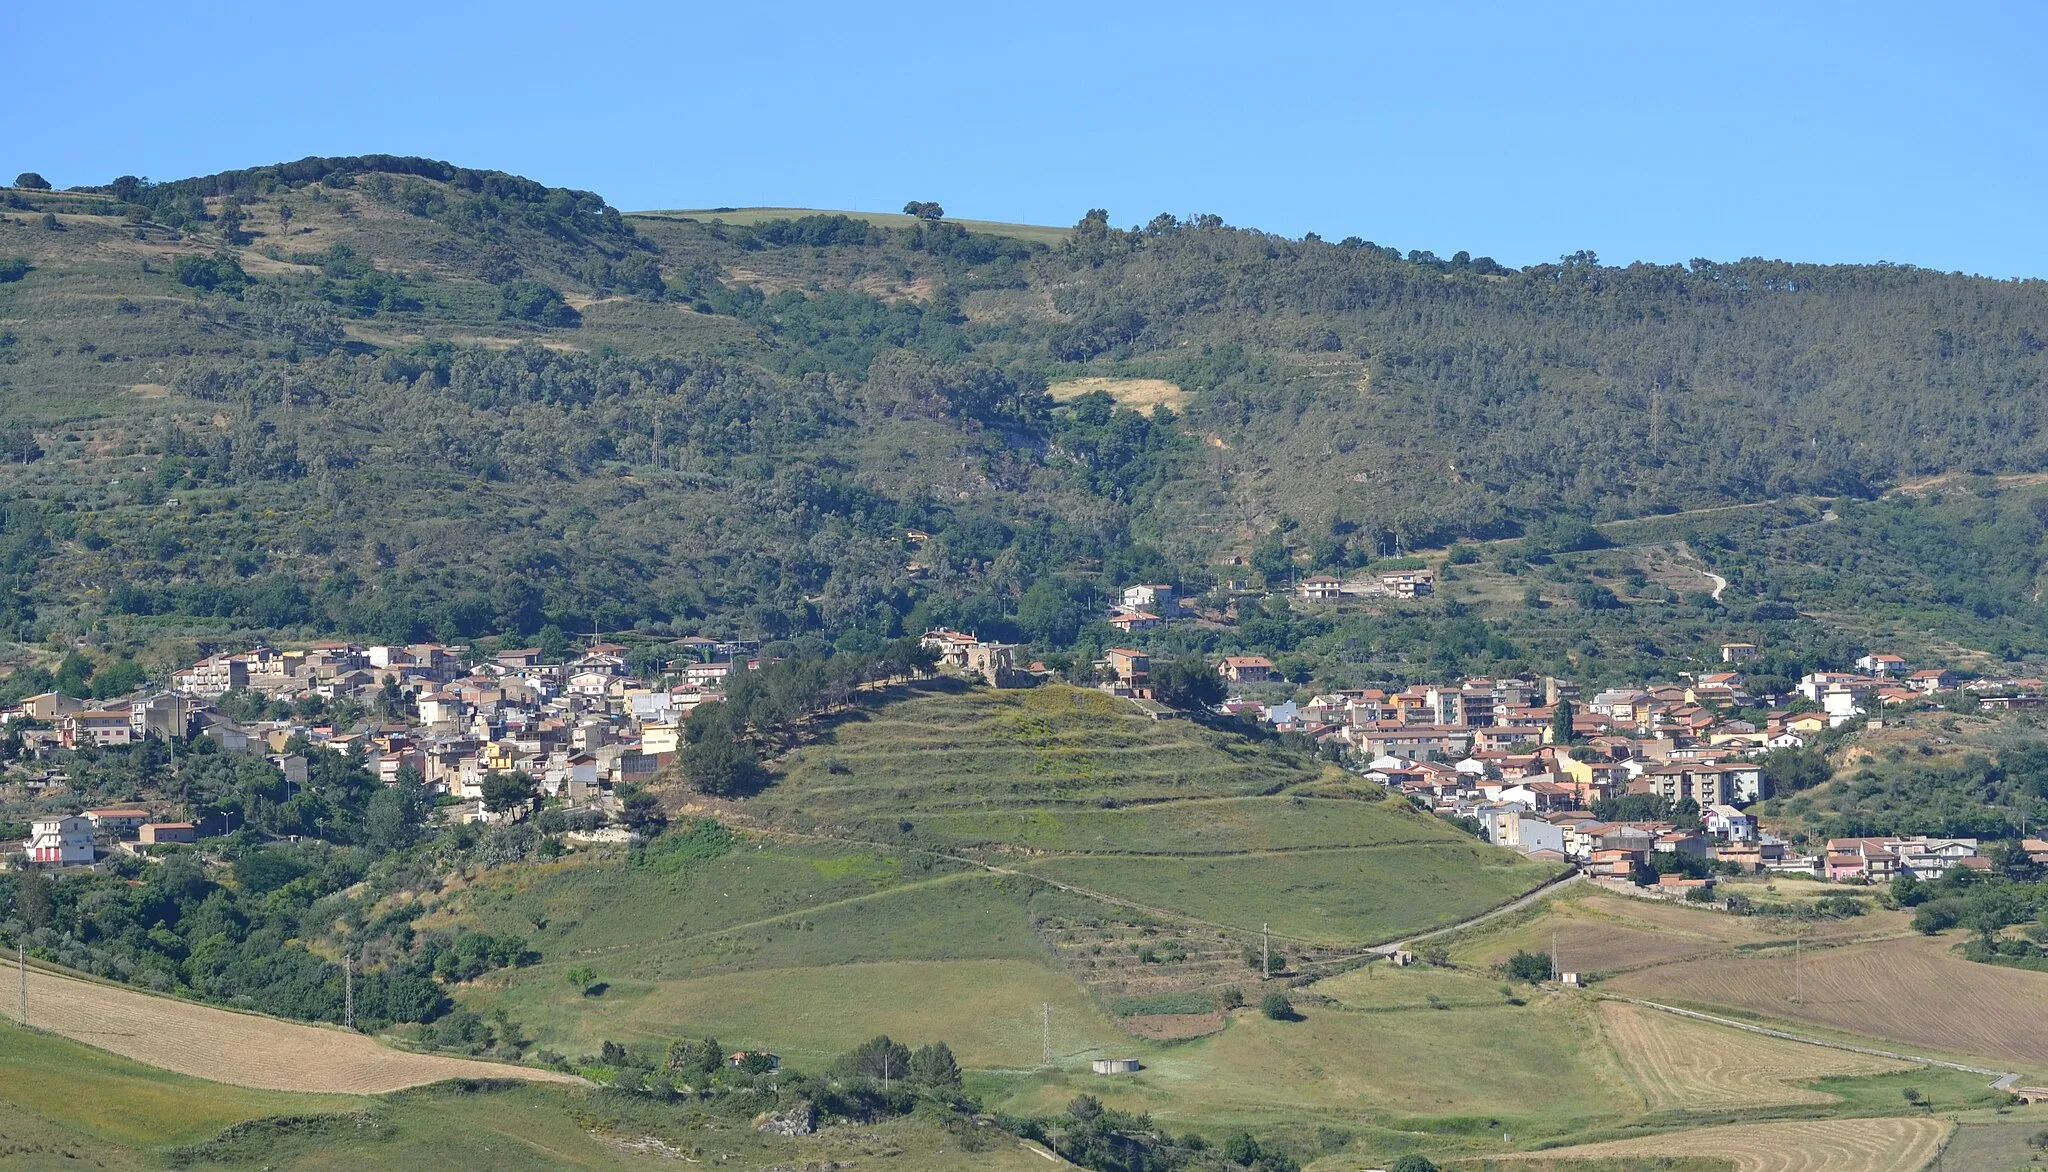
top-left (15, 963), bottom-right (581, 1093)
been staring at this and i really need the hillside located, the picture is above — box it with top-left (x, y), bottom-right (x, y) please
top-left (428, 686), bottom-right (1559, 1058)
top-left (4, 154), bottom-right (2048, 685)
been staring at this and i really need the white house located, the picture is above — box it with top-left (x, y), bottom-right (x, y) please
top-left (417, 693), bottom-right (468, 726)
top-left (1705, 804), bottom-right (1758, 842)
top-left (1120, 584), bottom-right (1180, 617)
top-left (28, 815), bottom-right (95, 865)
top-left (1857, 653), bottom-right (1907, 676)
top-left (1299, 575), bottom-right (1344, 602)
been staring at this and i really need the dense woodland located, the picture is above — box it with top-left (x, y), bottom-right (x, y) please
top-left (1, 155), bottom-right (2047, 684)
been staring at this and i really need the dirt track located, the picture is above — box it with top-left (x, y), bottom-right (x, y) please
top-left (15, 964), bottom-right (581, 1094)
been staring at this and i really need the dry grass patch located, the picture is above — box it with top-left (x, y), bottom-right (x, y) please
top-left (1048, 377), bottom-right (1189, 411)
top-left (1598, 1002), bottom-right (1908, 1110)
top-left (1606, 932), bottom-right (2048, 1069)
top-left (18, 966), bottom-right (578, 1094)
top-left (1121, 1012), bottom-right (1225, 1040)
top-left (1514, 1117), bottom-right (1947, 1172)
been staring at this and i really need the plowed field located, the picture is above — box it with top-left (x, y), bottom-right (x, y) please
top-left (1606, 933), bottom-right (2048, 1068)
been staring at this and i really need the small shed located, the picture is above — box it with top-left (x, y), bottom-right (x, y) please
top-left (1389, 948), bottom-right (1416, 967)
top-left (1560, 971), bottom-right (1584, 988)
top-left (1092, 1058), bottom-right (1141, 1075)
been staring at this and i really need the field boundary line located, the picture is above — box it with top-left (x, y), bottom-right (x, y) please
top-left (1602, 995), bottom-right (2018, 1089)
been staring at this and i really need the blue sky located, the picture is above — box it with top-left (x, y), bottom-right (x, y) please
top-left (9, 1), bottom-right (2044, 276)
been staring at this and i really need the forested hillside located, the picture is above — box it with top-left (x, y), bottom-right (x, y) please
top-left (1, 154), bottom-right (2046, 680)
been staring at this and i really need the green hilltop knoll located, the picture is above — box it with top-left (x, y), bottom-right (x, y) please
top-left (409, 682), bottom-right (1572, 1147)
top-left (3, 155), bottom-right (2048, 690)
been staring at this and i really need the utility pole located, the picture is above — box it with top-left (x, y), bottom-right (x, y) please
top-left (1791, 926), bottom-right (1803, 1004)
top-left (1551, 929), bottom-right (1559, 981)
top-left (1261, 924), bottom-right (1271, 980)
top-left (18, 941), bottom-right (26, 1026)
top-left (1041, 1003), bottom-right (1052, 1065)
top-left (343, 947), bottom-right (355, 1030)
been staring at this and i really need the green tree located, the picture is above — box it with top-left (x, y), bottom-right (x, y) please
top-left (849, 1035), bottom-right (912, 1086)
top-left (909, 1040), bottom-right (961, 1090)
top-left (1251, 538), bottom-right (1294, 584)
top-left (15, 868), bottom-right (51, 928)
top-left (1760, 747), bottom-right (1831, 796)
top-left (365, 767), bottom-right (427, 853)
top-left (1260, 992), bottom-right (1294, 1020)
top-left (480, 769), bottom-right (537, 813)
top-left (499, 280), bottom-right (581, 327)
top-left (1504, 949), bottom-right (1553, 981)
top-left (1550, 697), bottom-right (1575, 745)
top-left (89, 658), bottom-right (144, 699)
top-left (1392, 1156), bottom-right (1440, 1172)
top-left (683, 722), bottom-right (760, 796)
top-left (13, 172), bottom-right (51, 191)
top-left (217, 199), bottom-right (246, 244)
top-left (52, 651), bottom-right (92, 697)
top-left (1152, 654), bottom-right (1224, 710)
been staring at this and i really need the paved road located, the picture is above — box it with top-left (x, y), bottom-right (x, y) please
top-left (1367, 869), bottom-right (1587, 954)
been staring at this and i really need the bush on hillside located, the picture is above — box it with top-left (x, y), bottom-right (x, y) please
top-left (498, 279), bottom-right (581, 326)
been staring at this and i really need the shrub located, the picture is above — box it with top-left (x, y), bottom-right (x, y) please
top-left (499, 280), bottom-right (581, 327)
top-left (0, 257), bottom-right (29, 282)
top-left (1260, 992), bottom-right (1294, 1020)
top-left (1502, 949), bottom-right (1552, 982)
top-left (1392, 1156), bottom-right (1439, 1172)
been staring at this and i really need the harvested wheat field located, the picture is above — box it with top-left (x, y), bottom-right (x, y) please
top-left (1464, 891), bottom-right (1904, 974)
top-left (1047, 377), bottom-right (1189, 411)
top-left (1608, 933), bottom-right (2048, 1069)
top-left (1520, 1117), bottom-right (1947, 1172)
top-left (1598, 1002), bottom-right (1908, 1110)
top-left (17, 966), bottom-right (580, 1093)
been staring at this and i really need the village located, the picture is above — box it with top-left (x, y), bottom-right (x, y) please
top-left (2, 567), bottom-right (2043, 891)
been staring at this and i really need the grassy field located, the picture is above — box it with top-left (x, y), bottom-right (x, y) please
top-left (1025, 843), bottom-right (1560, 945)
top-left (171, 1080), bottom-right (1064, 1171)
top-left (1937, 1116), bottom-right (2048, 1171)
top-left (911, 793), bottom-right (1451, 854)
top-left (632, 206), bottom-right (1073, 246)
top-left (0, 1035), bottom-right (1056, 1171)
top-left (470, 957), bottom-right (1133, 1068)
top-left (989, 991), bottom-right (1634, 1142)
